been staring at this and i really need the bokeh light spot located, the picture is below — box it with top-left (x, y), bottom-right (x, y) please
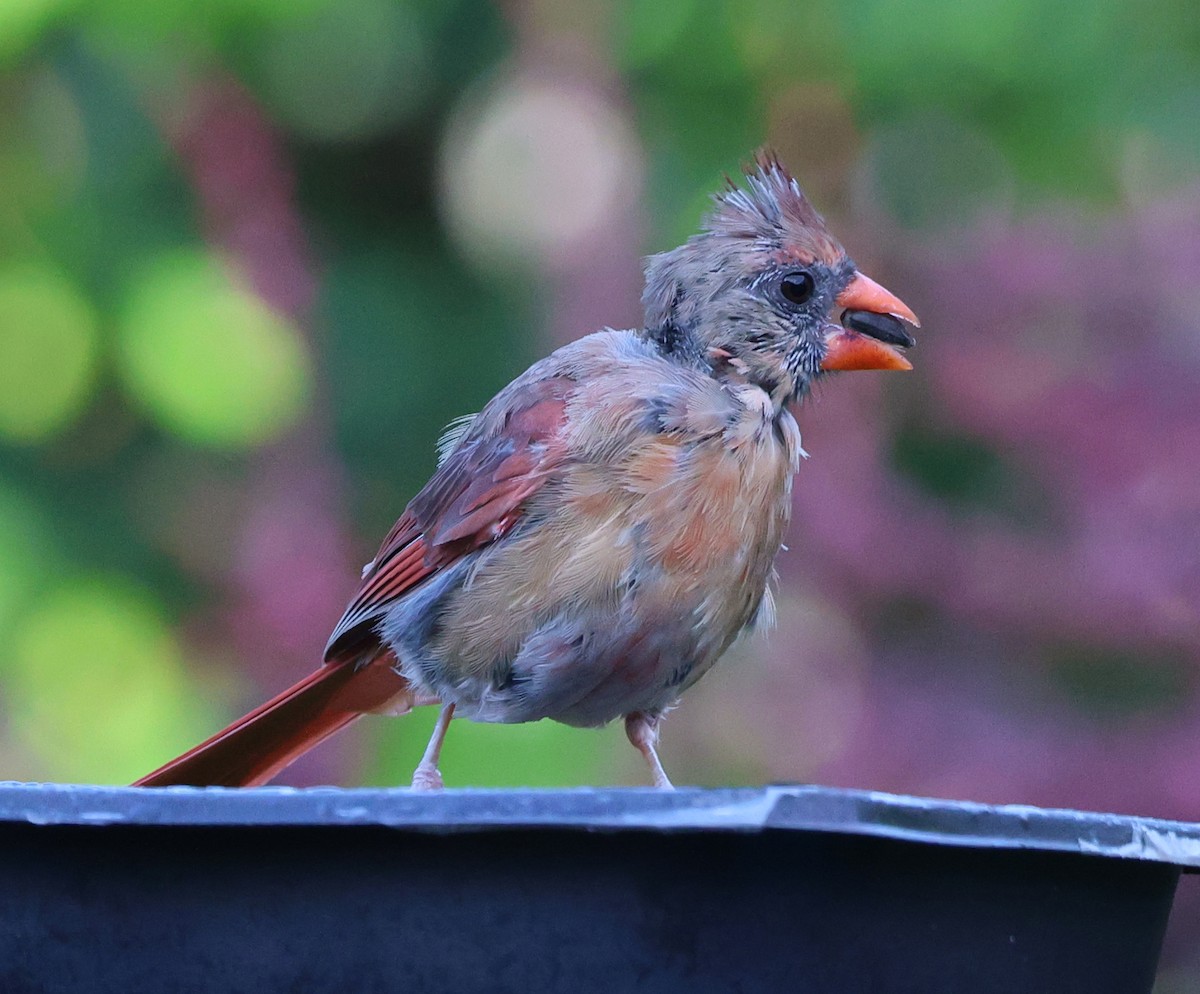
top-left (117, 250), bottom-right (312, 450)
top-left (0, 0), bottom-right (70, 63)
top-left (441, 76), bottom-right (643, 271)
top-left (0, 265), bottom-right (100, 444)
top-left (7, 578), bottom-right (221, 783)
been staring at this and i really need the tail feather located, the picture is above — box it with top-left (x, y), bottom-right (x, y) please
top-left (134, 655), bottom-right (411, 788)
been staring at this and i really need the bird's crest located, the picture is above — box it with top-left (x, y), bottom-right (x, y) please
top-left (705, 149), bottom-right (842, 264)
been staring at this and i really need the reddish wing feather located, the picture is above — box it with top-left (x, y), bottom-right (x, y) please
top-left (323, 536), bottom-right (435, 659)
top-left (323, 377), bottom-right (573, 661)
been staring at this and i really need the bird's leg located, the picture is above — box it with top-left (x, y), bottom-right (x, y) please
top-left (625, 711), bottom-right (674, 789)
top-left (411, 702), bottom-right (455, 791)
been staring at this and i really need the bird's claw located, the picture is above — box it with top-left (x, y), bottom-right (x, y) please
top-left (410, 765), bottom-right (444, 791)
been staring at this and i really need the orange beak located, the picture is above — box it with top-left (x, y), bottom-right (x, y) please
top-left (820, 272), bottom-right (919, 372)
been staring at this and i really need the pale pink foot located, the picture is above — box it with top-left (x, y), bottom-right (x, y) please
top-left (410, 765), bottom-right (444, 791)
top-left (625, 711), bottom-right (674, 789)
top-left (410, 702), bottom-right (455, 792)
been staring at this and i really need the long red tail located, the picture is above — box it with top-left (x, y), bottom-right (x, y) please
top-left (133, 656), bottom-right (411, 787)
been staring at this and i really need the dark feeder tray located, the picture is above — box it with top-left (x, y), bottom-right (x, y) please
top-left (2, 783), bottom-right (1198, 993)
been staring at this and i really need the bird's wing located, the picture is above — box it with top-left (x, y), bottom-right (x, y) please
top-left (323, 374), bottom-right (574, 661)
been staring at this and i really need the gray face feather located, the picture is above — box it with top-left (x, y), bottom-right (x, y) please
top-left (640, 153), bottom-right (857, 405)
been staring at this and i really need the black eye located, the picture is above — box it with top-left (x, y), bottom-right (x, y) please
top-left (779, 270), bottom-right (815, 306)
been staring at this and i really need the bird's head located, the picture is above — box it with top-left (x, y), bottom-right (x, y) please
top-left (642, 151), bottom-right (918, 405)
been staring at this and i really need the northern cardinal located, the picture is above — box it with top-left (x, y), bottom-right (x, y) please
top-left (135, 151), bottom-right (917, 790)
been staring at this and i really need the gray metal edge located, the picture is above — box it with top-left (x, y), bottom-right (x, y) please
top-left (2, 781), bottom-right (1199, 869)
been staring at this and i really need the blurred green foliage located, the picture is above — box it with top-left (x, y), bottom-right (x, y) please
top-left (1046, 644), bottom-right (1191, 724)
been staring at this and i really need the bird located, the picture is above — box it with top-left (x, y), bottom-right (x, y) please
top-left (134, 151), bottom-right (918, 791)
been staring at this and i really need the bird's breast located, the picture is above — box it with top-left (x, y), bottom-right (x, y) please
top-left (415, 366), bottom-right (802, 723)
top-left (628, 385), bottom-right (800, 646)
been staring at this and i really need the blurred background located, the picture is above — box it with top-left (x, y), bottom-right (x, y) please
top-left (0, 0), bottom-right (1198, 984)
